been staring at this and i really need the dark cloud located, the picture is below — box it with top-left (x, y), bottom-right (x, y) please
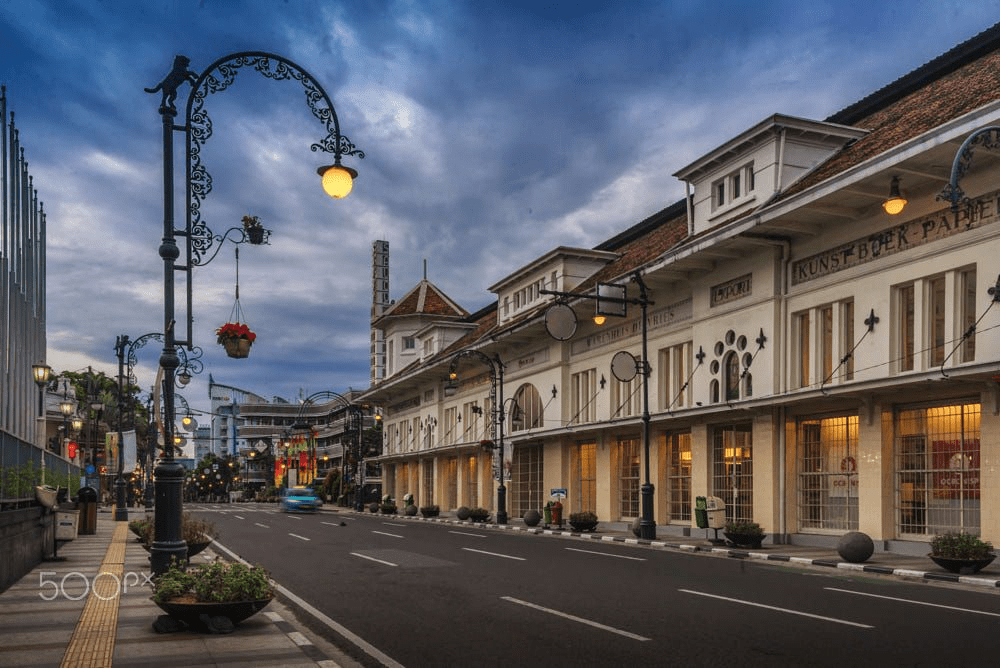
top-left (3, 0), bottom-right (1000, 416)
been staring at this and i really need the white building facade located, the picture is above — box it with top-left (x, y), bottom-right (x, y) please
top-left (362, 26), bottom-right (1000, 551)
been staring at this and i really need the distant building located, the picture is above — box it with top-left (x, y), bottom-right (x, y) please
top-left (361, 24), bottom-right (1000, 552)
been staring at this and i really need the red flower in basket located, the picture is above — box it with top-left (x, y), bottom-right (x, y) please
top-left (216, 322), bottom-right (257, 344)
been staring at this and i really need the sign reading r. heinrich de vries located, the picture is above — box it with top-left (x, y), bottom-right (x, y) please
top-left (792, 190), bottom-right (1000, 286)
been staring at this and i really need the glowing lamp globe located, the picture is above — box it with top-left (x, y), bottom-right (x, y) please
top-left (318, 164), bottom-right (357, 199)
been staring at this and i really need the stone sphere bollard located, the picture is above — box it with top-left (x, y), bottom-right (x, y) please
top-left (523, 509), bottom-right (541, 527)
top-left (456, 506), bottom-right (471, 520)
top-left (404, 504), bottom-right (417, 516)
top-left (632, 517), bottom-right (642, 537)
top-left (368, 502), bottom-right (379, 513)
top-left (837, 531), bottom-right (874, 563)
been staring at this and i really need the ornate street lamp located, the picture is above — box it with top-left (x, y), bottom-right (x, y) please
top-left (31, 363), bottom-right (52, 463)
top-left (291, 391), bottom-right (361, 504)
top-left (146, 51), bottom-right (362, 574)
top-left (540, 272), bottom-right (656, 539)
top-left (445, 350), bottom-right (508, 524)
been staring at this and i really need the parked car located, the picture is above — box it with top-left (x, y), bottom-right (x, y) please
top-left (281, 487), bottom-right (320, 513)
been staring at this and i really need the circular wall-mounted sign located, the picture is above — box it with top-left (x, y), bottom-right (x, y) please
top-left (611, 350), bottom-right (638, 382)
top-left (544, 303), bottom-right (578, 341)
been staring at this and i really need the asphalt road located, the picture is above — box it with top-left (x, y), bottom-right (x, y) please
top-left (187, 503), bottom-right (1000, 667)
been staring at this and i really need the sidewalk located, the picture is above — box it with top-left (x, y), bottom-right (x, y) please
top-left (3, 508), bottom-right (998, 668)
top-left (0, 509), bottom-right (354, 668)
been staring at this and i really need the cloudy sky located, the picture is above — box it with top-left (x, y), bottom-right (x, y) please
top-left (3, 0), bottom-right (1000, 418)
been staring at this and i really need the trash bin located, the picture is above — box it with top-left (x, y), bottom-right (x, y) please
top-left (695, 496), bottom-right (709, 529)
top-left (56, 508), bottom-right (79, 541)
top-left (705, 496), bottom-right (726, 529)
top-left (77, 486), bottom-right (98, 535)
top-left (543, 502), bottom-right (552, 525)
top-left (551, 500), bottom-right (563, 526)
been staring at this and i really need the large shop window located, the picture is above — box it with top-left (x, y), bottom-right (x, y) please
top-left (894, 267), bottom-right (976, 373)
top-left (572, 441), bottom-right (597, 514)
top-left (712, 424), bottom-right (753, 522)
top-left (661, 431), bottom-right (692, 523)
top-left (511, 444), bottom-right (543, 518)
top-left (617, 437), bottom-right (641, 519)
top-left (446, 456), bottom-right (458, 510)
top-left (466, 455), bottom-right (478, 507)
top-left (422, 460), bottom-right (434, 507)
top-left (797, 415), bottom-right (858, 532)
top-left (895, 401), bottom-right (981, 537)
top-left (510, 384), bottom-right (544, 433)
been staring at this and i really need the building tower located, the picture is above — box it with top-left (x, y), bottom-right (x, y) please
top-left (371, 240), bottom-right (389, 384)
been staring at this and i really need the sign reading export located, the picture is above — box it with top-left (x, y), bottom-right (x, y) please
top-left (791, 190), bottom-right (1000, 285)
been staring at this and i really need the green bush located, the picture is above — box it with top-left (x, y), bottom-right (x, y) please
top-left (724, 520), bottom-right (764, 536)
top-left (153, 559), bottom-right (273, 604)
top-left (930, 532), bottom-right (994, 559)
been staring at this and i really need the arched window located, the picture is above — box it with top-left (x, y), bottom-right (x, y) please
top-left (725, 352), bottom-right (741, 401)
top-left (510, 384), bottom-right (543, 433)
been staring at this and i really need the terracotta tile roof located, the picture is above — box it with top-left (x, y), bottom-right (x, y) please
top-left (785, 26), bottom-right (1000, 197)
top-left (375, 279), bottom-right (469, 322)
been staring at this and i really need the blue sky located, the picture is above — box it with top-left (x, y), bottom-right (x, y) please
top-left (3, 0), bottom-right (1000, 418)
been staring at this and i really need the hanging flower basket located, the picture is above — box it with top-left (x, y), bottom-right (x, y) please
top-left (216, 322), bottom-right (256, 359)
top-left (241, 214), bottom-right (267, 245)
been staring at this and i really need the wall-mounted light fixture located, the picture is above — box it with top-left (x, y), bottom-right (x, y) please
top-left (882, 175), bottom-right (907, 215)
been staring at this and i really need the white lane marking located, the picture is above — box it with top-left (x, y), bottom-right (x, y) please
top-left (234, 515), bottom-right (245, 520)
top-left (502, 596), bottom-right (650, 641)
top-left (462, 548), bottom-right (525, 561)
top-left (254, 522), bottom-right (270, 529)
top-left (450, 531), bottom-right (487, 538)
top-left (351, 552), bottom-right (398, 567)
top-left (288, 515), bottom-right (302, 520)
top-left (212, 539), bottom-right (403, 668)
top-left (321, 521), bottom-right (344, 527)
top-left (382, 522), bottom-right (406, 527)
top-left (372, 530), bottom-right (404, 538)
top-left (826, 587), bottom-right (1000, 617)
top-left (679, 589), bottom-right (873, 628)
top-left (339, 516), bottom-right (356, 521)
top-left (566, 547), bottom-right (646, 561)
top-left (289, 533), bottom-right (311, 541)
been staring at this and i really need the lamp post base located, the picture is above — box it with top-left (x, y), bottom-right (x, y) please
top-left (638, 482), bottom-right (656, 540)
top-left (496, 484), bottom-right (508, 525)
top-left (114, 476), bottom-right (129, 521)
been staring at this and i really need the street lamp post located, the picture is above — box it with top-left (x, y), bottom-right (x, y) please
top-left (146, 52), bottom-right (362, 574)
top-left (445, 350), bottom-right (508, 525)
top-left (292, 391), bottom-right (360, 505)
top-left (540, 272), bottom-right (656, 539)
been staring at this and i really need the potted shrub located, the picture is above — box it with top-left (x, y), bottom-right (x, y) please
top-left (380, 502), bottom-right (398, 514)
top-left (723, 520), bottom-right (766, 549)
top-left (568, 510), bottom-right (599, 533)
top-left (152, 559), bottom-right (273, 632)
top-left (420, 504), bottom-right (440, 518)
top-left (929, 532), bottom-right (996, 574)
top-left (468, 507), bottom-right (490, 523)
top-left (143, 513), bottom-right (218, 560)
top-left (241, 214), bottom-right (267, 245)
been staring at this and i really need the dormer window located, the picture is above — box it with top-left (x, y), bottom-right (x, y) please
top-left (402, 336), bottom-right (415, 350)
top-left (713, 162), bottom-right (755, 213)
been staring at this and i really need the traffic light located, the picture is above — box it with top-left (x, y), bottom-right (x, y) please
top-left (68, 442), bottom-right (77, 459)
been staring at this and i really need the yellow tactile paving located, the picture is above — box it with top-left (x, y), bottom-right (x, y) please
top-left (60, 523), bottom-right (129, 668)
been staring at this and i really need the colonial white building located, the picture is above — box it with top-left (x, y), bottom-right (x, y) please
top-left (361, 25), bottom-right (1000, 552)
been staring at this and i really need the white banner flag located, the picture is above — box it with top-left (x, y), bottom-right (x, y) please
top-left (124, 430), bottom-right (137, 472)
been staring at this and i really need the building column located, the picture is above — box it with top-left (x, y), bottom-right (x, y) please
top-left (857, 402), bottom-right (891, 542)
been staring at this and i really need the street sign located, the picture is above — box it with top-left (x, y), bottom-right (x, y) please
top-left (85, 464), bottom-right (95, 475)
top-left (550, 488), bottom-right (567, 498)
